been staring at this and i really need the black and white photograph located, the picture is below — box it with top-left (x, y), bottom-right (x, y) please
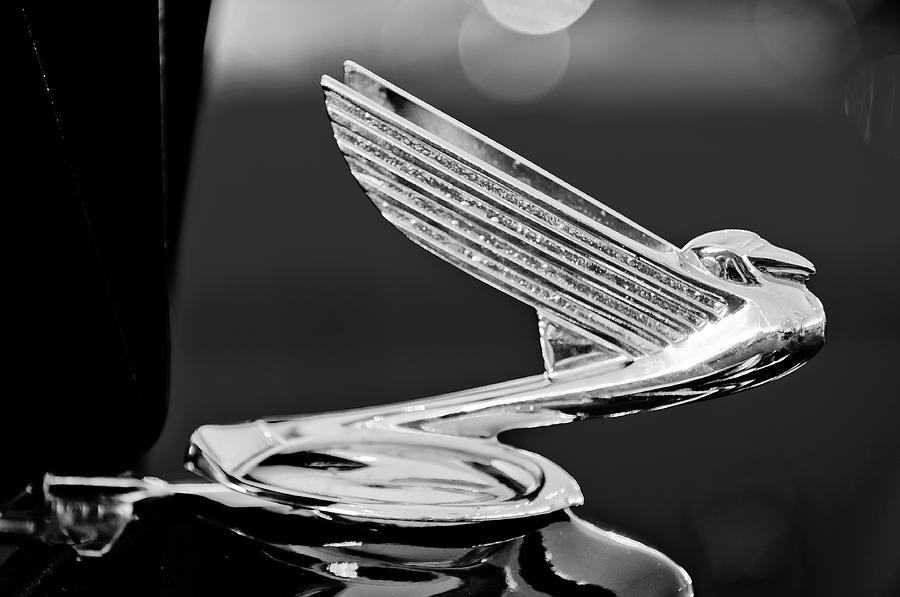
top-left (4, 1), bottom-right (899, 595)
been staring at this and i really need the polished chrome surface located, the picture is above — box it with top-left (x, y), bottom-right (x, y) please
top-left (0, 475), bottom-right (287, 556)
top-left (21, 474), bottom-right (694, 596)
top-left (186, 61), bottom-right (825, 525)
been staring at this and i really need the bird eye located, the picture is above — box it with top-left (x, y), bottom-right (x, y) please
top-left (693, 249), bottom-right (757, 285)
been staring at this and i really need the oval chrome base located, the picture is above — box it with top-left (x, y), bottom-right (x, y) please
top-left (186, 419), bottom-right (583, 525)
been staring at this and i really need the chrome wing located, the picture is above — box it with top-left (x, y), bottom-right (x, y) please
top-left (322, 62), bottom-right (734, 360)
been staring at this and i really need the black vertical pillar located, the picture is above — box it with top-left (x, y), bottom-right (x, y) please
top-left (4, 1), bottom-right (209, 502)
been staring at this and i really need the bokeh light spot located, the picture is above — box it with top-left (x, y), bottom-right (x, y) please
top-left (753, 0), bottom-right (858, 78)
top-left (459, 9), bottom-right (570, 102)
top-left (482, 0), bottom-right (594, 35)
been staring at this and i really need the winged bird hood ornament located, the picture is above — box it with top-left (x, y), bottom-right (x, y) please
top-left (185, 62), bottom-right (825, 525)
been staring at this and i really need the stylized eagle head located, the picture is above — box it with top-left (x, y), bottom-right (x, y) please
top-left (685, 229), bottom-right (816, 285)
top-left (684, 229), bottom-right (825, 357)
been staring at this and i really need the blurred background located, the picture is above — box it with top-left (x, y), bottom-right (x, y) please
top-left (140, 0), bottom-right (898, 595)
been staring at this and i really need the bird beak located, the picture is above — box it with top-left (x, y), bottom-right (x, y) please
top-left (747, 245), bottom-right (816, 283)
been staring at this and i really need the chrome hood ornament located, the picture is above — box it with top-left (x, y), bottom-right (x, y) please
top-left (186, 62), bottom-right (825, 526)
